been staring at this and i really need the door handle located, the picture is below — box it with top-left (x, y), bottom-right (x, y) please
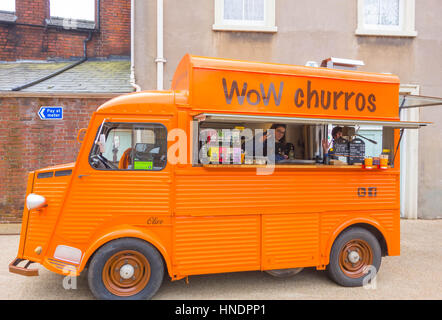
top-left (78, 174), bottom-right (90, 179)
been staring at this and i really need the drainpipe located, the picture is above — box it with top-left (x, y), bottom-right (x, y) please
top-left (96, 0), bottom-right (101, 32)
top-left (155, 0), bottom-right (166, 90)
top-left (11, 31), bottom-right (92, 91)
top-left (130, 0), bottom-right (141, 92)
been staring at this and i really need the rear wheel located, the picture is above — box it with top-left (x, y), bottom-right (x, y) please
top-left (327, 227), bottom-right (381, 287)
top-left (88, 238), bottom-right (164, 300)
top-left (265, 268), bottom-right (304, 278)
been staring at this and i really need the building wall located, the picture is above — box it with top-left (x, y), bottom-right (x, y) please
top-left (0, 95), bottom-right (114, 223)
top-left (0, 0), bottom-right (130, 61)
top-left (134, 0), bottom-right (442, 219)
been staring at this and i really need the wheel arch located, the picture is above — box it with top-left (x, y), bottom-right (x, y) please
top-left (348, 223), bottom-right (388, 257)
top-left (324, 218), bottom-right (389, 266)
top-left (79, 226), bottom-right (173, 279)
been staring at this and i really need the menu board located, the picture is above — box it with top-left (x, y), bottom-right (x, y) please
top-left (333, 138), bottom-right (349, 157)
top-left (348, 138), bottom-right (365, 165)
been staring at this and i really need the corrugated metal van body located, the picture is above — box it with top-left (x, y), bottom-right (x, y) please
top-left (175, 168), bottom-right (399, 215)
top-left (22, 170), bottom-right (72, 262)
top-left (172, 167), bottom-right (399, 274)
top-left (174, 215), bottom-right (261, 276)
top-left (262, 213), bottom-right (320, 270)
top-left (56, 171), bottom-right (172, 243)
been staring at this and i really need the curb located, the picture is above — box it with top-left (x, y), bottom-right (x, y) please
top-left (0, 224), bottom-right (21, 235)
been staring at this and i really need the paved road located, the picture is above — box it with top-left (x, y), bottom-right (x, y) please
top-left (1, 219), bottom-right (441, 300)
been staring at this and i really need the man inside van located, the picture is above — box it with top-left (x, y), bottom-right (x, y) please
top-left (322, 126), bottom-right (343, 161)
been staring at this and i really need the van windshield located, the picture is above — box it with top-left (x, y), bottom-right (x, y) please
top-left (89, 122), bottom-right (167, 170)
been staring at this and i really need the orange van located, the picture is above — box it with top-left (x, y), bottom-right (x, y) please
top-left (9, 55), bottom-right (426, 299)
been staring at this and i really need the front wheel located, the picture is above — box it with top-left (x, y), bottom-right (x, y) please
top-left (327, 227), bottom-right (381, 287)
top-left (87, 238), bottom-right (164, 300)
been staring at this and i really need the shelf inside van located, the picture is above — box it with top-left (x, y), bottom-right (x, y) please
top-left (202, 164), bottom-right (364, 169)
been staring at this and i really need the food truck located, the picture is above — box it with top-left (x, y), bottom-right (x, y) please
top-left (9, 54), bottom-right (427, 299)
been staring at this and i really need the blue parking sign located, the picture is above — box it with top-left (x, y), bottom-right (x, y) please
top-left (38, 107), bottom-right (63, 120)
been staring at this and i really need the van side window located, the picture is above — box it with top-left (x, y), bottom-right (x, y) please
top-left (89, 123), bottom-right (167, 171)
top-left (196, 122), bottom-right (393, 167)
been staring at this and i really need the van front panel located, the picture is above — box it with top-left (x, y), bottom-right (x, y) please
top-left (23, 171), bottom-right (72, 262)
top-left (48, 115), bottom-right (174, 260)
top-left (55, 171), bottom-right (172, 243)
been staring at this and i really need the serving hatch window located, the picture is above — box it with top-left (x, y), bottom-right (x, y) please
top-left (89, 122), bottom-right (167, 171)
top-left (194, 119), bottom-right (395, 167)
top-left (323, 124), bottom-right (393, 166)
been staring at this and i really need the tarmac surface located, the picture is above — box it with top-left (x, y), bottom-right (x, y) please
top-left (1, 219), bottom-right (441, 300)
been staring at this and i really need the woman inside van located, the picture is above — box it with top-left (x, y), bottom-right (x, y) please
top-left (247, 123), bottom-right (288, 162)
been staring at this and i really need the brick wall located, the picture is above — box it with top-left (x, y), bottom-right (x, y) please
top-left (0, 0), bottom-right (130, 61)
top-left (0, 94), bottom-right (114, 223)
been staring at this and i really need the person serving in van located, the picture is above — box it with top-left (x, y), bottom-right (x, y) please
top-left (322, 126), bottom-right (343, 160)
top-left (249, 123), bottom-right (288, 162)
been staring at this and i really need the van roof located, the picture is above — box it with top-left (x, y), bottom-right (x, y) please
top-left (97, 55), bottom-right (401, 122)
top-left (172, 54), bottom-right (400, 122)
top-left (96, 90), bottom-right (176, 114)
top-left (172, 54), bottom-right (399, 87)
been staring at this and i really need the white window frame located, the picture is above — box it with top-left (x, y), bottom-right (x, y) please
top-left (356, 0), bottom-right (417, 37)
top-left (49, 0), bottom-right (96, 22)
top-left (0, 0), bottom-right (15, 13)
top-left (46, 0), bottom-right (96, 30)
top-left (213, 0), bottom-right (277, 33)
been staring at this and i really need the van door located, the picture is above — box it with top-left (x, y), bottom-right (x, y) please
top-left (54, 117), bottom-right (172, 250)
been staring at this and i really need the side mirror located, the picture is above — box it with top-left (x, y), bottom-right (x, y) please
top-left (99, 134), bottom-right (106, 153)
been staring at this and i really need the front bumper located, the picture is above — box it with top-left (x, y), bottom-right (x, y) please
top-left (9, 258), bottom-right (39, 276)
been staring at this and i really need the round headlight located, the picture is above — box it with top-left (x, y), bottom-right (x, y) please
top-left (26, 193), bottom-right (47, 210)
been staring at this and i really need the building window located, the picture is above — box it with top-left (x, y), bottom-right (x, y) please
top-left (0, 0), bottom-right (15, 12)
top-left (50, 0), bottom-right (95, 21)
top-left (213, 0), bottom-right (277, 32)
top-left (47, 0), bottom-right (96, 30)
top-left (356, 0), bottom-right (417, 37)
top-left (0, 0), bottom-right (16, 23)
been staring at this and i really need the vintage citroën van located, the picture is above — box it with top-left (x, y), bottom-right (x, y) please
top-left (9, 55), bottom-right (426, 299)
